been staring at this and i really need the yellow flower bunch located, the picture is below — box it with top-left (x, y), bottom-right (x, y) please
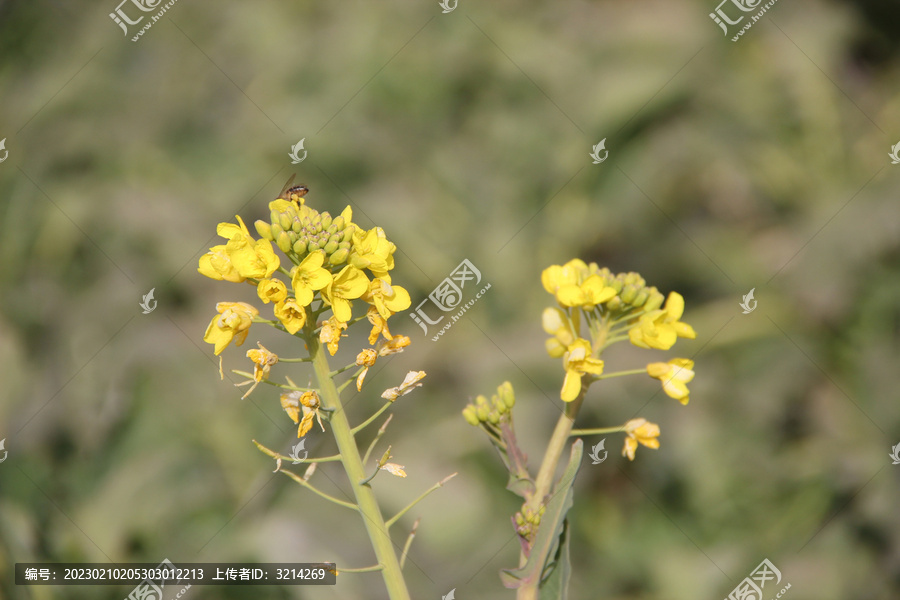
top-left (198, 184), bottom-right (412, 357)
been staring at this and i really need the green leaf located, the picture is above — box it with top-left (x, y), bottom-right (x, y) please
top-left (500, 439), bottom-right (583, 589)
top-left (507, 471), bottom-right (536, 498)
top-left (538, 518), bottom-right (571, 599)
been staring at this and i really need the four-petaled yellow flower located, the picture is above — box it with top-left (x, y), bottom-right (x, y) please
top-left (274, 298), bottom-right (307, 335)
top-left (350, 227), bottom-right (396, 281)
top-left (355, 349), bottom-right (378, 392)
top-left (291, 251), bottom-right (333, 306)
top-left (628, 291), bottom-right (696, 350)
top-left (226, 216), bottom-right (281, 279)
top-left (622, 418), bottom-right (660, 461)
top-left (366, 306), bottom-right (393, 344)
top-left (646, 358), bottom-right (694, 404)
top-left (362, 278), bottom-right (411, 320)
top-left (560, 339), bottom-right (604, 402)
top-left (203, 302), bottom-right (259, 355)
top-left (321, 266), bottom-right (369, 322)
top-left (319, 316), bottom-right (348, 356)
top-left (542, 259), bottom-right (617, 308)
top-left (198, 244), bottom-right (244, 282)
top-left (256, 278), bottom-right (288, 304)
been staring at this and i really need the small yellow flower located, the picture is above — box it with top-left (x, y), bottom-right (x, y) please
top-left (281, 390), bottom-right (325, 437)
top-left (542, 259), bottom-right (616, 308)
top-left (203, 301), bottom-right (259, 355)
top-left (291, 251), bottom-right (332, 306)
top-left (560, 339), bottom-right (604, 402)
top-left (274, 298), bottom-right (308, 335)
top-left (646, 358), bottom-right (695, 404)
top-left (350, 227), bottom-right (396, 281)
top-left (362, 278), bottom-right (411, 320)
top-left (356, 349), bottom-right (378, 391)
top-left (224, 216), bottom-right (281, 279)
top-left (628, 292), bottom-right (696, 350)
top-left (377, 334), bottom-right (410, 356)
top-left (380, 463), bottom-right (407, 478)
top-left (622, 418), bottom-right (660, 461)
top-left (198, 244), bottom-right (244, 282)
top-left (366, 306), bottom-right (393, 344)
top-left (381, 370), bottom-right (426, 401)
top-left (319, 316), bottom-right (348, 356)
top-left (256, 278), bottom-right (288, 304)
top-left (321, 265), bottom-right (369, 322)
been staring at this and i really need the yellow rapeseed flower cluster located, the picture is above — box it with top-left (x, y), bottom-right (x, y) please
top-left (199, 183), bottom-right (411, 356)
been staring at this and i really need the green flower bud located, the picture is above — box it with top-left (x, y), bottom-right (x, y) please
top-left (515, 513), bottom-right (525, 526)
top-left (277, 231), bottom-right (293, 253)
top-left (320, 213), bottom-right (333, 230)
top-left (644, 289), bottom-right (664, 311)
top-left (621, 284), bottom-right (638, 304)
top-left (476, 405), bottom-right (489, 422)
top-left (342, 227), bottom-right (354, 243)
top-left (332, 216), bottom-right (345, 230)
top-left (328, 247), bottom-right (350, 265)
top-left (279, 214), bottom-right (292, 232)
top-left (270, 223), bottom-right (284, 239)
top-left (307, 240), bottom-right (322, 253)
top-left (291, 218), bottom-right (302, 233)
top-left (498, 381), bottom-right (515, 409)
top-left (462, 405), bottom-right (480, 426)
top-left (633, 289), bottom-right (649, 307)
top-left (475, 394), bottom-right (489, 407)
top-left (323, 239), bottom-right (339, 255)
top-left (487, 410), bottom-right (500, 425)
top-left (607, 296), bottom-right (623, 311)
top-left (254, 220), bottom-right (273, 240)
top-left (293, 239), bottom-right (307, 256)
top-left (610, 278), bottom-right (624, 294)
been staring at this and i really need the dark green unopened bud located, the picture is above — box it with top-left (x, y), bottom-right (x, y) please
top-left (254, 220), bottom-right (272, 240)
top-left (328, 248), bottom-right (350, 265)
top-left (277, 231), bottom-right (293, 253)
top-left (462, 405), bottom-right (480, 426)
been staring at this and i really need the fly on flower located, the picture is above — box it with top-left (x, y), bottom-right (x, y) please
top-left (277, 174), bottom-right (309, 205)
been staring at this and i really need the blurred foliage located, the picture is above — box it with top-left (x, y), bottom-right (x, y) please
top-left (1, 0), bottom-right (899, 598)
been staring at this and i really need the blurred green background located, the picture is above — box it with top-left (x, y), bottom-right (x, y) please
top-left (1, 0), bottom-right (899, 598)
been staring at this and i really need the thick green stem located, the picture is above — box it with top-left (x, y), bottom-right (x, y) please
top-left (516, 383), bottom-right (587, 600)
top-left (306, 327), bottom-right (411, 600)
